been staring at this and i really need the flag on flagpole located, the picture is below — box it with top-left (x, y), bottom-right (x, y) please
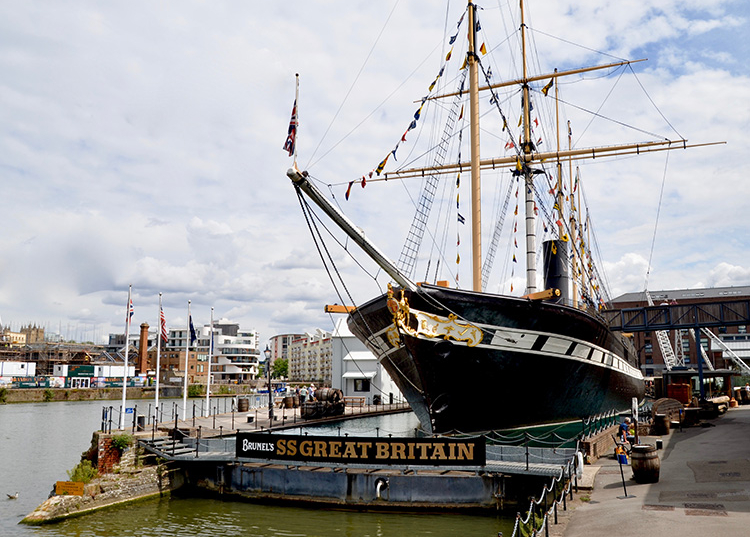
top-left (159, 305), bottom-right (168, 342)
top-left (189, 315), bottom-right (197, 346)
top-left (126, 297), bottom-right (134, 327)
top-left (283, 99), bottom-right (297, 156)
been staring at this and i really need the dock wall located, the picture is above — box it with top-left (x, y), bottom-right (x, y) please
top-left (181, 461), bottom-right (551, 512)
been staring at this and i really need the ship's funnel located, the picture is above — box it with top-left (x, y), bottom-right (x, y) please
top-left (542, 239), bottom-right (570, 303)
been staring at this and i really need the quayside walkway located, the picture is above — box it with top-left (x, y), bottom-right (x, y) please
top-left (562, 405), bottom-right (750, 536)
top-left (132, 402), bottom-right (580, 478)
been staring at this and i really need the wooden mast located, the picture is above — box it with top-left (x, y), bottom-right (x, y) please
top-left (468, 0), bottom-right (482, 292)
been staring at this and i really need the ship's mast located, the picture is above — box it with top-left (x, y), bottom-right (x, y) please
top-left (468, 0), bottom-right (482, 292)
top-left (520, 0), bottom-right (537, 294)
top-left (568, 122), bottom-right (580, 308)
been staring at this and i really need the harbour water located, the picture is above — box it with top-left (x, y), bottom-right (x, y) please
top-left (0, 399), bottom-right (513, 536)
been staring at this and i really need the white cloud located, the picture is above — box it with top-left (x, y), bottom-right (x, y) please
top-left (0, 0), bottom-right (747, 343)
top-left (705, 263), bottom-right (750, 287)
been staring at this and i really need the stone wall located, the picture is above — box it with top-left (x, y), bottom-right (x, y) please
top-left (1, 385), bottom-right (256, 404)
top-left (580, 425), bottom-right (619, 461)
top-left (21, 433), bottom-right (177, 525)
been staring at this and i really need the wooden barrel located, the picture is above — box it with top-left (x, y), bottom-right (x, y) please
top-left (652, 414), bottom-right (670, 435)
top-left (283, 396), bottom-right (294, 409)
top-left (316, 388), bottom-right (342, 403)
top-left (293, 395), bottom-right (300, 408)
top-left (237, 397), bottom-right (249, 412)
top-left (631, 444), bottom-right (660, 483)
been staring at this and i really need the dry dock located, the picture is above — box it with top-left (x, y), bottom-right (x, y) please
top-left (562, 405), bottom-right (750, 536)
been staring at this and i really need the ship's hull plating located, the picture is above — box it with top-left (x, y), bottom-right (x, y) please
top-left (347, 284), bottom-right (645, 435)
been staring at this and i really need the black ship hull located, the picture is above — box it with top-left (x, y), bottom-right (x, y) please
top-left (347, 283), bottom-right (645, 435)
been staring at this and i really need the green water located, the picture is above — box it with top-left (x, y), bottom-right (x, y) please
top-left (29, 496), bottom-right (513, 536)
top-left (0, 400), bottom-right (514, 536)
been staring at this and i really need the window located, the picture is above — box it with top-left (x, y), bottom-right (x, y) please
top-left (354, 379), bottom-right (371, 392)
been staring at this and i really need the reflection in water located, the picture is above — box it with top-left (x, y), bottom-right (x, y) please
top-left (49, 497), bottom-right (512, 537)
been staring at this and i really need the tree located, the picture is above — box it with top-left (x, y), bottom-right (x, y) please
top-left (271, 358), bottom-right (288, 379)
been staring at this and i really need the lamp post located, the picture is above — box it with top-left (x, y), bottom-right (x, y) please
top-left (264, 346), bottom-right (273, 425)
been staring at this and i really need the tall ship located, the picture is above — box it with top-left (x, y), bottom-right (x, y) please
top-left (285, 1), bottom-right (717, 434)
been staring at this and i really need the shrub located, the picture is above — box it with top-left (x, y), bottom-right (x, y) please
top-left (0, 388), bottom-right (7, 404)
top-left (111, 433), bottom-right (133, 452)
top-left (187, 385), bottom-right (203, 397)
top-left (67, 460), bottom-right (98, 484)
top-left (43, 388), bottom-right (54, 402)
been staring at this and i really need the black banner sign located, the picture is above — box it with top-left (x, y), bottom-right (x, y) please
top-left (236, 433), bottom-right (485, 466)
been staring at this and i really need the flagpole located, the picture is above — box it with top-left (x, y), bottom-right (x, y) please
top-left (155, 292), bottom-right (163, 424)
top-left (205, 306), bottom-right (213, 418)
top-left (183, 300), bottom-right (191, 416)
top-left (293, 73), bottom-right (299, 167)
top-left (120, 284), bottom-right (132, 430)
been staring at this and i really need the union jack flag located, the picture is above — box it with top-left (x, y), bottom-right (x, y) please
top-left (283, 99), bottom-right (297, 156)
top-left (126, 298), bottom-right (134, 326)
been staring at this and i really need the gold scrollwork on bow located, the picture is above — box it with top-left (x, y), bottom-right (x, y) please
top-left (385, 283), bottom-right (483, 347)
top-left (412, 311), bottom-right (483, 347)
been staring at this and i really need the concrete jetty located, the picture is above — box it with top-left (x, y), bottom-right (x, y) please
top-left (560, 405), bottom-right (750, 536)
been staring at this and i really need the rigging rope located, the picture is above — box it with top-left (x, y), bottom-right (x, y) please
top-left (644, 150), bottom-right (671, 291)
top-left (305, 0), bottom-right (404, 170)
top-left (295, 185), bottom-right (424, 395)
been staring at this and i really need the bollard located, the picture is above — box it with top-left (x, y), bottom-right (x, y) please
top-left (525, 433), bottom-right (530, 471)
top-left (172, 413), bottom-right (178, 455)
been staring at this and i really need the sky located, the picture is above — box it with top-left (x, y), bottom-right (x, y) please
top-left (0, 0), bottom-right (748, 345)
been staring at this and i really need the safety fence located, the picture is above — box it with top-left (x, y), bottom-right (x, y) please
top-left (508, 444), bottom-right (582, 537)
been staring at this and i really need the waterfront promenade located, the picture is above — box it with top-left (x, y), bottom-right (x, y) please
top-left (138, 399), bottom-right (414, 437)
top-left (561, 405), bottom-right (750, 536)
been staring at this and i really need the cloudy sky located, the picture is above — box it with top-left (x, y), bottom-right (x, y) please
top-left (0, 0), bottom-right (747, 344)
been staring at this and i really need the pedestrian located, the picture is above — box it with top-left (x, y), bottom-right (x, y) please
top-left (619, 417), bottom-right (632, 445)
top-left (299, 385), bottom-right (308, 404)
top-left (309, 384), bottom-right (316, 401)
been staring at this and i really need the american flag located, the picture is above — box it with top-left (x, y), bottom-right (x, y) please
top-left (159, 306), bottom-right (168, 342)
top-left (283, 99), bottom-right (297, 156)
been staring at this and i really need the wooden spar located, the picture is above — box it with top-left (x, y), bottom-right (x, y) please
top-left (287, 167), bottom-right (417, 292)
top-left (325, 305), bottom-right (356, 314)
top-left (468, 0), bottom-right (482, 293)
top-left (521, 288), bottom-right (561, 301)
top-left (372, 140), bottom-right (723, 182)
top-left (429, 59), bottom-right (647, 101)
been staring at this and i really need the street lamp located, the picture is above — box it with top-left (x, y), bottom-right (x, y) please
top-left (264, 346), bottom-right (273, 425)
